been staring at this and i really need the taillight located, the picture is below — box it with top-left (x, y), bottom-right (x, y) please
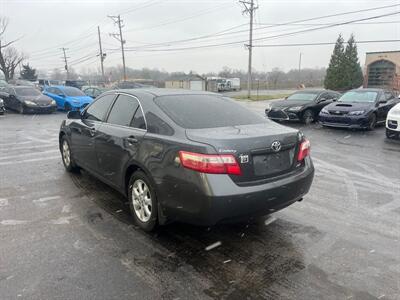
top-left (297, 139), bottom-right (311, 161)
top-left (178, 151), bottom-right (242, 175)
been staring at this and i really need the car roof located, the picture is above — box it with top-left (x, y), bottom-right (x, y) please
top-left (108, 88), bottom-right (219, 98)
top-left (349, 88), bottom-right (385, 92)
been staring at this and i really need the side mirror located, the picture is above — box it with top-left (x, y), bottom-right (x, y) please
top-left (67, 110), bottom-right (82, 119)
top-left (379, 99), bottom-right (387, 104)
top-left (58, 94), bottom-right (65, 98)
top-left (318, 97), bottom-right (327, 102)
top-left (332, 97), bottom-right (338, 101)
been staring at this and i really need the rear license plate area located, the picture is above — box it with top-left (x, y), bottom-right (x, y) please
top-left (253, 149), bottom-right (294, 176)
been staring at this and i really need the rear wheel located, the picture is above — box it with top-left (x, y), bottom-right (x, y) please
top-left (61, 136), bottom-right (80, 172)
top-left (128, 171), bottom-right (158, 232)
top-left (302, 109), bottom-right (314, 125)
top-left (367, 114), bottom-right (377, 131)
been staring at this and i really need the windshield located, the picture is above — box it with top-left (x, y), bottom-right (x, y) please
top-left (15, 88), bottom-right (42, 96)
top-left (286, 92), bottom-right (318, 101)
top-left (339, 91), bottom-right (378, 103)
top-left (63, 87), bottom-right (85, 97)
top-left (155, 95), bottom-right (266, 129)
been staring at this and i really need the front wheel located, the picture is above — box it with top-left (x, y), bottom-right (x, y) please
top-left (386, 128), bottom-right (396, 139)
top-left (128, 171), bottom-right (158, 232)
top-left (18, 103), bottom-right (25, 114)
top-left (367, 114), bottom-right (377, 131)
top-left (302, 109), bottom-right (314, 125)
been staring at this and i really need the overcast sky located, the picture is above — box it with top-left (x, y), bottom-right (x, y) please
top-left (1, 0), bottom-right (399, 75)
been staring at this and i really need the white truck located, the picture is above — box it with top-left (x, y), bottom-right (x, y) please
top-left (226, 78), bottom-right (240, 91)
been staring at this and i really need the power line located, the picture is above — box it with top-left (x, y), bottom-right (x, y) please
top-left (253, 39), bottom-right (400, 47)
top-left (121, 10), bottom-right (400, 52)
top-left (122, 3), bottom-right (400, 51)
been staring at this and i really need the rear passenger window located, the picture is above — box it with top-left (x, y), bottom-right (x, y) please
top-left (131, 106), bottom-right (146, 130)
top-left (85, 94), bottom-right (115, 121)
top-left (107, 95), bottom-right (139, 127)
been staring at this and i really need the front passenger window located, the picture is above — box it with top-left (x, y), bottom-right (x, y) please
top-left (85, 94), bottom-right (115, 121)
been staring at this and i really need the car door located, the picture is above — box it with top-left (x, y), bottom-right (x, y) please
top-left (314, 92), bottom-right (332, 113)
top-left (95, 94), bottom-right (146, 187)
top-left (376, 92), bottom-right (390, 122)
top-left (69, 93), bottom-right (116, 172)
top-left (2, 87), bottom-right (13, 109)
top-left (52, 88), bottom-right (67, 108)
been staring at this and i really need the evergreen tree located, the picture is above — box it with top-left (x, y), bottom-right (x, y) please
top-left (343, 34), bottom-right (363, 89)
top-left (324, 34), bottom-right (345, 90)
top-left (20, 64), bottom-right (37, 81)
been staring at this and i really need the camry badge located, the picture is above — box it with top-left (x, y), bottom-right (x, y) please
top-left (271, 141), bottom-right (282, 152)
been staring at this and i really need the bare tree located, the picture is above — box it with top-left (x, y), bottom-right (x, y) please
top-left (0, 17), bottom-right (24, 81)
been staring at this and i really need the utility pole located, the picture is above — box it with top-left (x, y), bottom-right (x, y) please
top-left (108, 15), bottom-right (127, 81)
top-left (97, 26), bottom-right (106, 82)
top-left (298, 52), bottom-right (302, 87)
top-left (60, 47), bottom-right (69, 79)
top-left (240, 0), bottom-right (258, 99)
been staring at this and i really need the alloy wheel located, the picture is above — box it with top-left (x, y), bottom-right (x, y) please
top-left (131, 179), bottom-right (152, 223)
top-left (62, 140), bottom-right (71, 167)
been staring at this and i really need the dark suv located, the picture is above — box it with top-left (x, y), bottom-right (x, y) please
top-left (59, 89), bottom-right (314, 231)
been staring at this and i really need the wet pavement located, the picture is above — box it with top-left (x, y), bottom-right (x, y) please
top-left (0, 108), bottom-right (399, 300)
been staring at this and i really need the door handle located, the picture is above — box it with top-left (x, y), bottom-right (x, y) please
top-left (126, 136), bottom-right (138, 144)
top-left (89, 127), bottom-right (96, 137)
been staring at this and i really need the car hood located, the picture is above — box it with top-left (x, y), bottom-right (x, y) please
top-left (324, 101), bottom-right (374, 112)
top-left (67, 96), bottom-right (93, 103)
top-left (19, 95), bottom-right (55, 105)
top-left (270, 99), bottom-right (311, 109)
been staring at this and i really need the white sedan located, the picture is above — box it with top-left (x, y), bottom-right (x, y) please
top-left (386, 102), bottom-right (400, 139)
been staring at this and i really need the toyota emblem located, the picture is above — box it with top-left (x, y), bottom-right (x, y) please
top-left (271, 141), bottom-right (282, 152)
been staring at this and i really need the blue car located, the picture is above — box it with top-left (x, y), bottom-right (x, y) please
top-left (43, 85), bottom-right (93, 111)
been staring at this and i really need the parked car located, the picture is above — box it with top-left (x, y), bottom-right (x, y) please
top-left (319, 88), bottom-right (399, 130)
top-left (7, 79), bottom-right (36, 87)
top-left (0, 86), bottom-right (57, 114)
top-left (0, 97), bottom-right (5, 115)
top-left (59, 89), bottom-right (314, 231)
top-left (112, 81), bottom-right (149, 89)
top-left (43, 85), bottom-right (93, 111)
top-left (265, 89), bottom-right (341, 124)
top-left (38, 79), bottom-right (62, 91)
top-left (82, 86), bottom-right (111, 99)
top-left (0, 79), bottom-right (8, 91)
top-left (386, 102), bottom-right (400, 139)
top-left (65, 80), bottom-right (87, 90)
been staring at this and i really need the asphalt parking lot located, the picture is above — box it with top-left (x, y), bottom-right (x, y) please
top-left (1, 104), bottom-right (399, 300)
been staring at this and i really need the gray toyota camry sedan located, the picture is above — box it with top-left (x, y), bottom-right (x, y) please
top-left (59, 89), bottom-right (314, 231)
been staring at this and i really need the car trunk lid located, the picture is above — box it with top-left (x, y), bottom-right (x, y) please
top-left (185, 122), bottom-right (301, 184)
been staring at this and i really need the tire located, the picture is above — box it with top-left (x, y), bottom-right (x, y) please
top-left (60, 136), bottom-right (80, 173)
top-left (64, 102), bottom-right (72, 112)
top-left (302, 109), bottom-right (314, 125)
top-left (18, 103), bottom-right (25, 114)
top-left (128, 171), bottom-right (158, 232)
top-left (367, 114), bottom-right (377, 131)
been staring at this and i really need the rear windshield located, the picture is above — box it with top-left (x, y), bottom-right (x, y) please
top-left (154, 95), bottom-right (266, 129)
top-left (63, 87), bottom-right (85, 97)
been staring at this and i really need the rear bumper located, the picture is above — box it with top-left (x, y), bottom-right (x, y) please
top-left (159, 157), bottom-right (314, 226)
top-left (319, 113), bottom-right (370, 129)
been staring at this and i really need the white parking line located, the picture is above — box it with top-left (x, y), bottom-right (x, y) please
top-left (0, 143), bottom-right (57, 152)
top-left (0, 156), bottom-right (60, 166)
top-left (0, 149), bottom-right (59, 161)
